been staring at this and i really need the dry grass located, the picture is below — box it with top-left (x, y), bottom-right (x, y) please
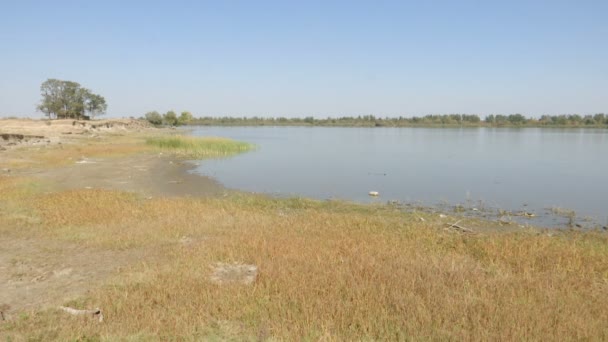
top-left (1, 176), bottom-right (607, 341)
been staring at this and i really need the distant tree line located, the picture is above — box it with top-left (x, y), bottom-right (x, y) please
top-left (187, 113), bottom-right (608, 128)
top-left (37, 79), bottom-right (107, 120)
top-left (144, 110), bottom-right (193, 126)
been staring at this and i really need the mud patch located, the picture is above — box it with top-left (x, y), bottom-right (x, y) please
top-left (27, 153), bottom-right (227, 198)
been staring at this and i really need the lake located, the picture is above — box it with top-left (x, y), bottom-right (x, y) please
top-left (189, 126), bottom-right (608, 228)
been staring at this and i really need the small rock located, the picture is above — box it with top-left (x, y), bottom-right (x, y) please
top-left (210, 262), bottom-right (258, 285)
top-left (439, 214), bottom-right (447, 218)
top-left (53, 268), bottom-right (73, 277)
top-left (31, 275), bottom-right (46, 283)
top-left (179, 236), bottom-right (194, 246)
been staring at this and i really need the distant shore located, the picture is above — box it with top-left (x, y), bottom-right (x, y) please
top-left (188, 113), bottom-right (608, 128)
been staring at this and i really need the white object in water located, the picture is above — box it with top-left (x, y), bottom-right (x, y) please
top-left (368, 191), bottom-right (379, 197)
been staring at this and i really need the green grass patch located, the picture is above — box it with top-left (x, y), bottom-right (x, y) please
top-left (145, 135), bottom-right (254, 158)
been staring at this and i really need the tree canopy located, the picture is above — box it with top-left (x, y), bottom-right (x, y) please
top-left (145, 111), bottom-right (163, 125)
top-left (37, 79), bottom-right (107, 120)
top-left (144, 110), bottom-right (194, 126)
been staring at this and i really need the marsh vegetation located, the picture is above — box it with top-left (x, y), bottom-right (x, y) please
top-left (145, 135), bottom-right (254, 159)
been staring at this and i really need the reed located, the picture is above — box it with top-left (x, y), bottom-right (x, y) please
top-left (145, 135), bottom-right (254, 158)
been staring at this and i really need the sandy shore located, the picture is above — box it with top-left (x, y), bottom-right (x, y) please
top-left (0, 118), bottom-right (226, 197)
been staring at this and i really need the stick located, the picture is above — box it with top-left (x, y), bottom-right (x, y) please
top-left (58, 306), bottom-right (104, 323)
top-left (445, 221), bottom-right (475, 234)
top-left (0, 304), bottom-right (10, 321)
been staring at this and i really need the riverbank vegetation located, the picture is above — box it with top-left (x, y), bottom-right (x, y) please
top-left (1, 131), bottom-right (607, 340)
top-left (187, 113), bottom-right (608, 128)
top-left (145, 110), bottom-right (194, 126)
top-left (146, 135), bottom-right (254, 158)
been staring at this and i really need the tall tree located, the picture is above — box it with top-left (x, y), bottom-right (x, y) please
top-left (163, 110), bottom-right (178, 126)
top-left (84, 91), bottom-right (107, 119)
top-left (58, 81), bottom-right (82, 118)
top-left (145, 111), bottom-right (163, 125)
top-left (37, 79), bottom-right (106, 120)
top-left (178, 111), bottom-right (193, 125)
top-left (37, 79), bottom-right (63, 119)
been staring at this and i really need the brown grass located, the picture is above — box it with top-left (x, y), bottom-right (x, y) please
top-left (1, 175), bottom-right (607, 340)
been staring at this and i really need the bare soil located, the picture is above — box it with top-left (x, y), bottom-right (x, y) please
top-left (25, 153), bottom-right (227, 198)
top-left (0, 237), bottom-right (148, 318)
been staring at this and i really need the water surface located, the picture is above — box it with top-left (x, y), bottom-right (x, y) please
top-left (189, 126), bottom-right (608, 227)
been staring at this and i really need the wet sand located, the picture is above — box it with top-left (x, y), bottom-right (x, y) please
top-left (27, 153), bottom-right (228, 198)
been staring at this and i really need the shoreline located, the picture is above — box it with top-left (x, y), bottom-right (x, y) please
top-left (2, 119), bottom-right (603, 230)
top-left (2, 119), bottom-right (608, 340)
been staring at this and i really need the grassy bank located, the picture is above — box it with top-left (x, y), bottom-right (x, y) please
top-left (146, 135), bottom-right (254, 158)
top-left (1, 132), bottom-right (607, 340)
top-left (1, 177), bottom-right (608, 340)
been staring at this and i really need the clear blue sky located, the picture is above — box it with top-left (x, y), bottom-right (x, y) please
top-left (1, 0), bottom-right (607, 118)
